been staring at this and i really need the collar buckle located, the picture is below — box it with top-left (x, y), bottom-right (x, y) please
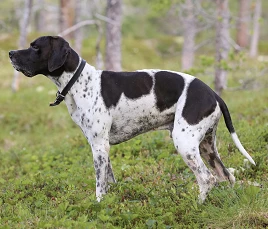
top-left (49, 59), bottom-right (86, 107)
top-left (49, 91), bottom-right (65, 106)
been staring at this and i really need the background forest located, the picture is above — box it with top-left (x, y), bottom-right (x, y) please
top-left (0, 0), bottom-right (268, 228)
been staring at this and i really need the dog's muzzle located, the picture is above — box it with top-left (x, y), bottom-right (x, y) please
top-left (9, 50), bottom-right (34, 77)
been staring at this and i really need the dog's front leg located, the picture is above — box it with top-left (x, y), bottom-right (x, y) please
top-left (91, 140), bottom-right (116, 201)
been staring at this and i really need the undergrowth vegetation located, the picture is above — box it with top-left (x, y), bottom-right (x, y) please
top-left (0, 34), bottom-right (267, 228)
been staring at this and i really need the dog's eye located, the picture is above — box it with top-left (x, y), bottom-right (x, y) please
top-left (31, 45), bottom-right (39, 51)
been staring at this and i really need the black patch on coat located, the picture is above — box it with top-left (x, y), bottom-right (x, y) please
top-left (154, 71), bottom-right (185, 111)
top-left (182, 78), bottom-right (217, 125)
top-left (101, 71), bottom-right (153, 108)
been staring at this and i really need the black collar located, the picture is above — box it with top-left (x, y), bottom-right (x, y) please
top-left (50, 59), bottom-right (86, 107)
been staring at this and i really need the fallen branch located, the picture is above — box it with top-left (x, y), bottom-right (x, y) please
top-left (95, 13), bottom-right (118, 26)
top-left (58, 20), bottom-right (96, 37)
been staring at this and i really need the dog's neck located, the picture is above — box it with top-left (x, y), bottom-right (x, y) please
top-left (47, 57), bottom-right (96, 94)
top-left (47, 48), bottom-right (81, 90)
top-left (47, 58), bottom-right (82, 89)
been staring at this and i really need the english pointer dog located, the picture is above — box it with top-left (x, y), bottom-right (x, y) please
top-left (9, 36), bottom-right (255, 202)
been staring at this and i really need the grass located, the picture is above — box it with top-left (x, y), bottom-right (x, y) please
top-left (0, 33), bottom-right (268, 228)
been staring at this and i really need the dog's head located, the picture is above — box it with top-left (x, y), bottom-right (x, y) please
top-left (9, 36), bottom-right (79, 77)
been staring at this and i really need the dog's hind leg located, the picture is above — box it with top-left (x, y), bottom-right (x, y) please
top-left (199, 125), bottom-right (235, 185)
top-left (172, 126), bottom-right (217, 203)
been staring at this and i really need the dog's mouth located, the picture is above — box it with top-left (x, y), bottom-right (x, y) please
top-left (10, 61), bottom-right (20, 71)
top-left (10, 61), bottom-right (34, 77)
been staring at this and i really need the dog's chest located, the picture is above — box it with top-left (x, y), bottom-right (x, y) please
top-left (64, 68), bottom-right (103, 125)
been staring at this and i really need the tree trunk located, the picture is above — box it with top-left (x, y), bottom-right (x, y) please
top-left (74, 0), bottom-right (83, 55)
top-left (96, 22), bottom-right (104, 69)
top-left (249, 0), bottom-right (262, 58)
top-left (105, 0), bottom-right (122, 71)
top-left (215, 0), bottom-right (230, 96)
top-left (12, 0), bottom-right (33, 92)
top-left (181, 0), bottom-right (196, 71)
top-left (236, 0), bottom-right (251, 49)
top-left (59, 0), bottom-right (75, 39)
top-left (35, 0), bottom-right (45, 32)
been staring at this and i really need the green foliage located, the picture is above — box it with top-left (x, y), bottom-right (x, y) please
top-left (0, 0), bottom-right (20, 32)
top-left (146, 0), bottom-right (174, 16)
top-left (258, 41), bottom-right (268, 54)
top-left (0, 34), bottom-right (268, 228)
top-left (156, 36), bottom-right (182, 57)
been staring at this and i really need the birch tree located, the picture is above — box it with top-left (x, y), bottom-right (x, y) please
top-left (180, 0), bottom-right (196, 71)
top-left (12, 0), bottom-right (33, 92)
top-left (74, 0), bottom-right (83, 55)
top-left (105, 0), bottom-right (122, 71)
top-left (249, 0), bottom-right (262, 58)
top-left (215, 0), bottom-right (230, 96)
top-left (59, 0), bottom-right (75, 39)
top-left (35, 0), bottom-right (45, 32)
top-left (236, 0), bottom-right (251, 49)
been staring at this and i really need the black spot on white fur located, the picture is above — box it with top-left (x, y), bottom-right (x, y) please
top-left (154, 71), bottom-right (185, 111)
top-left (182, 78), bottom-right (217, 125)
top-left (100, 71), bottom-right (153, 108)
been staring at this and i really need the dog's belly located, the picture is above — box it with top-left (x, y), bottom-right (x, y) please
top-left (109, 113), bottom-right (174, 145)
top-left (108, 94), bottom-right (176, 145)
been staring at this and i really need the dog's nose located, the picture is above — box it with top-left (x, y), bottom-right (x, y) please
top-left (9, 50), bottom-right (15, 58)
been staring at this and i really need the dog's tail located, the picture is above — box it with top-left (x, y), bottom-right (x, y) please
top-left (215, 94), bottom-right (255, 165)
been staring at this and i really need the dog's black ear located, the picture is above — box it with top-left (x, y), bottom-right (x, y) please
top-left (48, 36), bottom-right (70, 72)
